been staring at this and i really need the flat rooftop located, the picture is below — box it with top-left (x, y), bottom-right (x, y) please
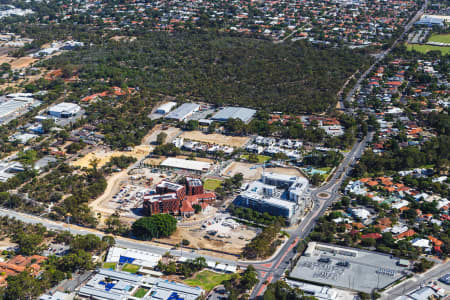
top-left (165, 103), bottom-right (199, 120)
top-left (211, 107), bottom-right (256, 123)
top-left (0, 161), bottom-right (24, 182)
top-left (160, 157), bottom-right (211, 172)
top-left (290, 243), bottom-right (408, 293)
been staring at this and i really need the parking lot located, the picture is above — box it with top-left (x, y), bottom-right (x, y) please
top-left (290, 243), bottom-right (408, 293)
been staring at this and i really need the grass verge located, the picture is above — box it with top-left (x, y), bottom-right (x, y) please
top-left (184, 270), bottom-right (233, 291)
top-left (406, 43), bottom-right (450, 55)
top-left (204, 178), bottom-right (223, 191)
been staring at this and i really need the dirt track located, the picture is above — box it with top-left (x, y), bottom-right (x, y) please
top-left (180, 131), bottom-right (249, 147)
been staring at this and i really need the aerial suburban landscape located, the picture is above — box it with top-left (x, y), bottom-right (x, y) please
top-left (0, 0), bottom-right (448, 299)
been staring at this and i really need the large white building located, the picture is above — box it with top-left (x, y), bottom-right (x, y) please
top-left (155, 101), bottom-right (177, 114)
top-left (48, 102), bottom-right (81, 118)
top-left (165, 103), bottom-right (199, 121)
top-left (105, 247), bottom-right (162, 268)
top-left (78, 268), bottom-right (203, 300)
top-left (160, 157), bottom-right (211, 173)
top-left (235, 172), bottom-right (309, 220)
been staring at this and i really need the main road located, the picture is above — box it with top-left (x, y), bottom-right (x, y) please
top-left (250, 1), bottom-right (427, 295)
top-left (0, 2), bottom-right (429, 297)
top-left (248, 132), bottom-right (372, 298)
top-left (341, 0), bottom-right (427, 109)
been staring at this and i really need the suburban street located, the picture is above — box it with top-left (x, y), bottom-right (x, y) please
top-left (342, 0), bottom-right (427, 109)
top-left (0, 1), bottom-right (437, 299)
top-left (249, 2), bottom-right (430, 296)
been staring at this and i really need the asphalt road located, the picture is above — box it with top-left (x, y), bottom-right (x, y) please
top-left (342, 0), bottom-right (426, 109)
top-left (382, 261), bottom-right (450, 299)
top-left (0, 2), bottom-right (431, 298)
top-left (249, 3), bottom-right (428, 296)
top-left (249, 133), bottom-right (372, 298)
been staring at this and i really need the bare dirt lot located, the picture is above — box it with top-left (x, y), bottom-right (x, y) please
top-left (157, 217), bottom-right (257, 255)
top-left (0, 55), bottom-right (38, 69)
top-left (222, 162), bottom-right (304, 180)
top-left (180, 131), bottom-right (249, 148)
top-left (71, 145), bottom-right (152, 168)
top-left (142, 125), bottom-right (181, 145)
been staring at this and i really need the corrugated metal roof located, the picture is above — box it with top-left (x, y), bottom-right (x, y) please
top-left (212, 107), bottom-right (256, 123)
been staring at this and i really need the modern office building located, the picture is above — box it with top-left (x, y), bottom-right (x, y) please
top-left (143, 180), bottom-right (215, 216)
top-left (186, 177), bottom-right (203, 195)
top-left (234, 173), bottom-right (309, 219)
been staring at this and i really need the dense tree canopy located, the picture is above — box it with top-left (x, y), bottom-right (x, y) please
top-left (132, 214), bottom-right (177, 240)
top-left (42, 32), bottom-right (370, 113)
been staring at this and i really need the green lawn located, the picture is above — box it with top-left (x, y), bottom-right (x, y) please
top-left (241, 154), bottom-right (271, 163)
top-left (204, 178), bottom-right (223, 191)
top-left (184, 270), bottom-right (233, 291)
top-left (102, 262), bottom-right (116, 270)
top-left (122, 263), bottom-right (140, 273)
top-left (406, 43), bottom-right (450, 55)
top-left (133, 287), bottom-right (149, 298)
top-left (317, 167), bottom-right (332, 173)
top-left (428, 33), bottom-right (450, 44)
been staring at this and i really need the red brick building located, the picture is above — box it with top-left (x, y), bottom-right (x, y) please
top-left (156, 181), bottom-right (186, 201)
top-left (186, 177), bottom-right (204, 196)
top-left (143, 180), bottom-right (216, 217)
top-left (143, 193), bottom-right (181, 215)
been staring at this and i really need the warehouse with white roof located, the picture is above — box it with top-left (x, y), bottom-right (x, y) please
top-left (165, 103), bottom-right (200, 121)
top-left (160, 157), bottom-right (211, 173)
top-left (212, 106), bottom-right (256, 123)
top-left (155, 101), bottom-right (177, 114)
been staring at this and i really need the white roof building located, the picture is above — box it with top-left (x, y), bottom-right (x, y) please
top-left (351, 208), bottom-right (371, 220)
top-left (48, 102), bottom-right (81, 118)
top-left (105, 246), bottom-right (162, 268)
top-left (156, 101), bottom-right (177, 114)
top-left (165, 103), bottom-right (200, 121)
top-left (411, 238), bottom-right (430, 248)
top-left (160, 157), bottom-right (211, 173)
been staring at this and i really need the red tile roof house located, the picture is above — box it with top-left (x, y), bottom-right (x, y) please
top-left (361, 233), bottom-right (382, 240)
top-left (394, 229), bottom-right (416, 239)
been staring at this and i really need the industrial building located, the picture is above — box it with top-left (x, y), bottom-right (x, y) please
top-left (0, 161), bottom-right (24, 182)
top-left (415, 15), bottom-right (449, 27)
top-left (78, 268), bottom-right (203, 300)
top-left (48, 102), bottom-right (81, 118)
top-left (0, 95), bottom-right (39, 125)
top-left (234, 172), bottom-right (309, 219)
top-left (164, 103), bottom-right (200, 121)
top-left (160, 157), bottom-right (211, 173)
top-left (290, 242), bottom-right (408, 293)
top-left (155, 102), bottom-right (177, 115)
top-left (211, 106), bottom-right (256, 123)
